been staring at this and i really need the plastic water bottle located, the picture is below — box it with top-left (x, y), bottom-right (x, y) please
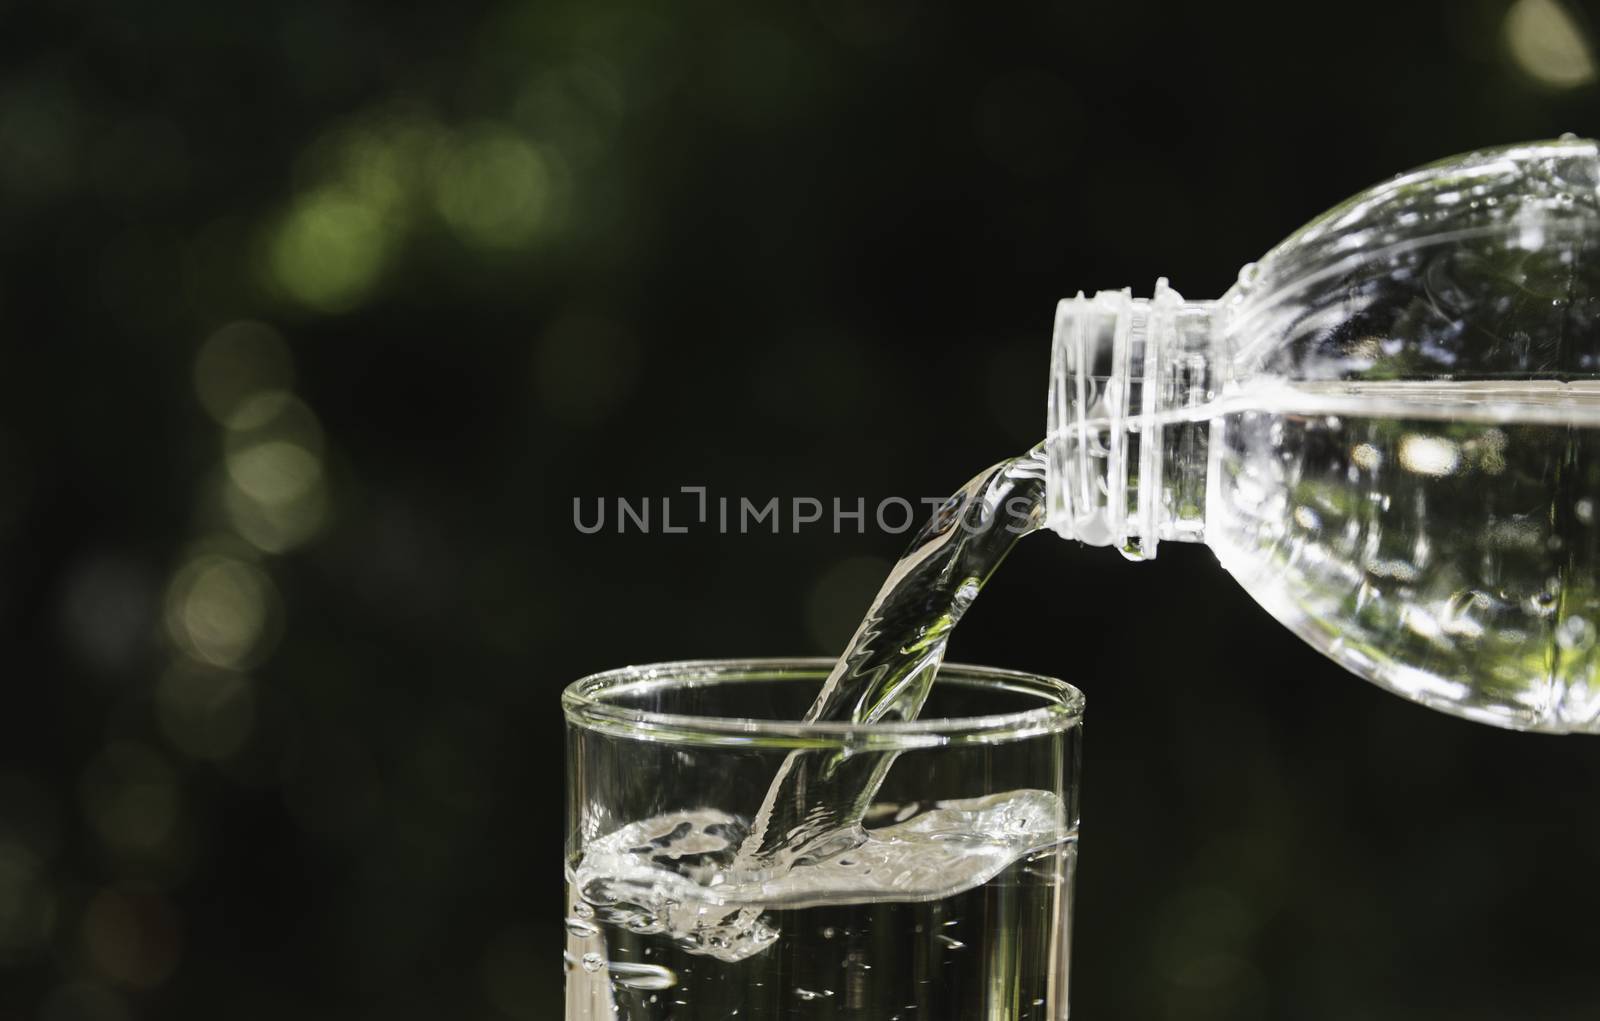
top-left (1047, 137), bottom-right (1600, 733)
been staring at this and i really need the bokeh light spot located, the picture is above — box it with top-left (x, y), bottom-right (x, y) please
top-left (314, 114), bottom-right (447, 220)
top-left (80, 745), bottom-right (180, 854)
top-left (56, 556), bottom-right (157, 674)
top-left (226, 440), bottom-right (323, 507)
top-left (222, 391), bottom-right (324, 450)
top-left (433, 127), bottom-right (549, 249)
top-left (165, 554), bottom-right (278, 668)
top-left (193, 322), bottom-right (294, 427)
top-left (1506, 0), bottom-right (1597, 88)
top-left (1398, 435), bottom-right (1462, 477)
top-left (215, 394), bottom-right (329, 551)
top-left (224, 473), bottom-right (329, 553)
top-left (268, 189), bottom-right (386, 312)
top-left (1350, 443), bottom-right (1382, 471)
top-left (156, 665), bottom-right (256, 762)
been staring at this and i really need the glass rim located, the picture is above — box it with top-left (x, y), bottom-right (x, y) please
top-left (561, 657), bottom-right (1084, 749)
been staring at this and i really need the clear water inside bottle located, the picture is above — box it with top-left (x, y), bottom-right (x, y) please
top-left (1204, 379), bottom-right (1600, 731)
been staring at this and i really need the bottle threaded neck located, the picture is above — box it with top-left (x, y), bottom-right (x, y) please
top-left (1046, 279), bottom-right (1220, 560)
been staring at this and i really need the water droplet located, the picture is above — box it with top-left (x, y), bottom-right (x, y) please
top-left (893, 802), bottom-right (919, 823)
top-left (610, 961), bottom-right (678, 991)
top-left (1576, 498), bottom-right (1595, 525)
top-left (935, 934), bottom-right (966, 949)
top-left (794, 988), bottom-right (834, 1001)
top-left (1236, 261), bottom-right (1260, 287)
top-left (572, 901), bottom-right (595, 919)
top-left (581, 952), bottom-right (606, 973)
top-left (820, 926), bottom-right (837, 939)
top-left (565, 917), bottom-right (599, 938)
top-left (1562, 131), bottom-right (1579, 141)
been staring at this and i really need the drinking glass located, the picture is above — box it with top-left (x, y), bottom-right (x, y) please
top-left (563, 658), bottom-right (1084, 1019)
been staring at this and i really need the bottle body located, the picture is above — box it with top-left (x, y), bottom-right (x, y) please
top-left (1047, 138), bottom-right (1600, 732)
top-left (1206, 384), bottom-right (1599, 731)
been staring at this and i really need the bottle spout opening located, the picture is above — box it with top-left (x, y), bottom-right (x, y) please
top-left (1045, 280), bottom-right (1219, 560)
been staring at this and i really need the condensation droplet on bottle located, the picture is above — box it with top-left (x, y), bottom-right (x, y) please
top-left (581, 952), bottom-right (606, 973)
top-left (1577, 498), bottom-right (1595, 525)
top-left (1236, 261), bottom-right (1261, 287)
top-left (1561, 131), bottom-right (1579, 141)
top-left (795, 988), bottom-right (834, 1001)
top-left (572, 901), bottom-right (595, 919)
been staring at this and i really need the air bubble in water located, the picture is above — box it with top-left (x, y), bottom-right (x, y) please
top-left (566, 917), bottom-right (599, 938)
top-left (609, 962), bottom-right (678, 991)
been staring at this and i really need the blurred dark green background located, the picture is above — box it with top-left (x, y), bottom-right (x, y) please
top-left (4, 0), bottom-right (1600, 1018)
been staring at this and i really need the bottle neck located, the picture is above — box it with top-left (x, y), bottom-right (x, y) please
top-left (1045, 279), bottom-right (1221, 561)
